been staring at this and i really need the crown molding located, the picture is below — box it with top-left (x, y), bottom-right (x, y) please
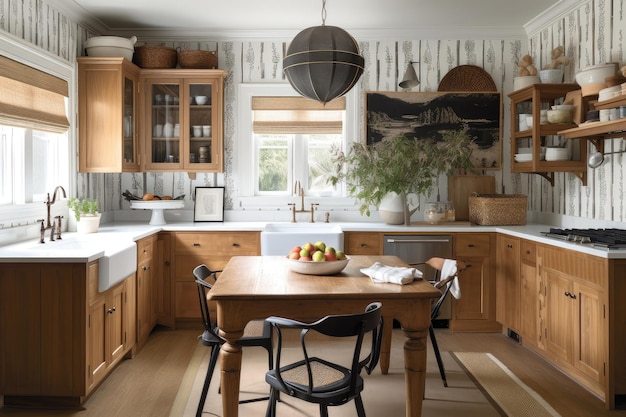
top-left (524, 0), bottom-right (584, 37)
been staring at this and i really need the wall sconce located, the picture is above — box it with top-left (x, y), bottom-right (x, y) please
top-left (399, 61), bottom-right (420, 89)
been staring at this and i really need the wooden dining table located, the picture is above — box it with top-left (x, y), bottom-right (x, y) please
top-left (207, 255), bottom-right (440, 417)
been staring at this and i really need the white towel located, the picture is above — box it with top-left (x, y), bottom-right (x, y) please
top-left (360, 262), bottom-right (423, 285)
top-left (441, 259), bottom-right (461, 299)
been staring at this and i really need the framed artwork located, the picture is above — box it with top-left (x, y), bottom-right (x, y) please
top-left (365, 91), bottom-right (502, 169)
top-left (194, 187), bottom-right (225, 222)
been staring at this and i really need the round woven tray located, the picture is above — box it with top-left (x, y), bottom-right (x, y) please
top-left (178, 50), bottom-right (218, 69)
top-left (133, 45), bottom-right (177, 69)
top-left (438, 65), bottom-right (497, 92)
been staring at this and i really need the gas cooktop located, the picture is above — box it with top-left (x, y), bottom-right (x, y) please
top-left (541, 228), bottom-right (626, 250)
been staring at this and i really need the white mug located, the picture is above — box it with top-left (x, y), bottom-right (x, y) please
top-left (202, 125), bottom-right (211, 137)
top-left (192, 126), bottom-right (202, 137)
top-left (153, 124), bottom-right (163, 137)
top-left (174, 123), bottom-right (180, 137)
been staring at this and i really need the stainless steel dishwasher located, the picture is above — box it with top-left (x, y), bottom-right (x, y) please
top-left (383, 235), bottom-right (453, 326)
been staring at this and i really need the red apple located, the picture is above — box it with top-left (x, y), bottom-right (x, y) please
top-left (288, 251), bottom-right (300, 260)
top-left (324, 252), bottom-right (337, 261)
top-left (299, 256), bottom-right (312, 262)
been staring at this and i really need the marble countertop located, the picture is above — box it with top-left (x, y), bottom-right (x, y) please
top-left (1, 221), bottom-right (625, 262)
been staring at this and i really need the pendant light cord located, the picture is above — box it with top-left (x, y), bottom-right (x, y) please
top-left (321, 0), bottom-right (327, 25)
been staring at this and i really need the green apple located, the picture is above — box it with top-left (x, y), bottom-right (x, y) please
top-left (325, 246), bottom-right (336, 255)
top-left (299, 248), bottom-right (310, 258)
top-left (314, 241), bottom-right (326, 252)
top-left (336, 250), bottom-right (346, 260)
top-left (302, 242), bottom-right (315, 252)
top-left (312, 250), bottom-right (325, 262)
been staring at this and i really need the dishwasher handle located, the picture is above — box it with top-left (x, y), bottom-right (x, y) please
top-left (385, 238), bottom-right (451, 244)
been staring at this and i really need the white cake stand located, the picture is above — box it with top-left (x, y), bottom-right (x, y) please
top-left (130, 200), bottom-right (185, 225)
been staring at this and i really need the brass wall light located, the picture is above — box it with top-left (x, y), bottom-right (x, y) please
top-left (283, 0), bottom-right (364, 104)
top-left (399, 61), bottom-right (420, 89)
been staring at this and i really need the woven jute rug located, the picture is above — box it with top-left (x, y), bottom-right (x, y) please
top-left (452, 352), bottom-right (562, 417)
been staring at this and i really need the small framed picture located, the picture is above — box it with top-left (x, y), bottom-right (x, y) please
top-left (194, 187), bottom-right (225, 222)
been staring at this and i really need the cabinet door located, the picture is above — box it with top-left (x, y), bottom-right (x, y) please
top-left (143, 77), bottom-right (183, 170)
top-left (137, 259), bottom-right (153, 347)
top-left (496, 235), bottom-right (520, 331)
top-left (545, 270), bottom-right (575, 362)
top-left (574, 281), bottom-right (605, 384)
top-left (156, 233), bottom-right (173, 327)
top-left (183, 78), bottom-right (223, 171)
top-left (77, 57), bottom-right (140, 173)
top-left (519, 241), bottom-right (541, 349)
top-left (454, 234), bottom-right (494, 321)
top-left (107, 282), bottom-right (126, 364)
top-left (88, 293), bottom-right (107, 390)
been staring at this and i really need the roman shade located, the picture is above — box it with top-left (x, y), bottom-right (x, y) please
top-left (0, 55), bottom-right (69, 133)
top-left (252, 96), bottom-right (345, 134)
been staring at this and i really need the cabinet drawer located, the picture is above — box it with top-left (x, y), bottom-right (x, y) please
top-left (175, 232), bottom-right (260, 255)
top-left (137, 237), bottom-right (154, 263)
top-left (521, 241), bottom-right (536, 264)
top-left (455, 233), bottom-right (492, 256)
top-left (344, 232), bottom-right (381, 255)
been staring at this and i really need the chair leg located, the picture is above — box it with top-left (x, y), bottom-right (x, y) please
top-left (429, 324), bottom-right (448, 387)
top-left (265, 388), bottom-right (277, 417)
top-left (319, 404), bottom-right (329, 417)
top-left (197, 344), bottom-right (221, 417)
top-left (354, 394), bottom-right (366, 417)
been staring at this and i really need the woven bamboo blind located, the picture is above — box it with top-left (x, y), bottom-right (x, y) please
top-left (0, 56), bottom-right (69, 133)
top-left (252, 96), bottom-right (345, 134)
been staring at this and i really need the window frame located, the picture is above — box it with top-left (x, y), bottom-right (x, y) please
top-left (235, 83), bottom-right (359, 210)
top-left (0, 31), bottom-right (76, 226)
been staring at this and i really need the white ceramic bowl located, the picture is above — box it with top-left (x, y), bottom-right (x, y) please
top-left (517, 147), bottom-right (532, 154)
top-left (195, 96), bottom-right (208, 105)
top-left (514, 154), bottom-right (533, 162)
top-left (544, 147), bottom-right (570, 161)
top-left (285, 256), bottom-right (349, 275)
top-left (539, 69), bottom-right (564, 83)
top-left (513, 76), bottom-right (541, 91)
top-left (85, 36), bottom-right (136, 61)
top-left (575, 63), bottom-right (618, 96)
top-left (547, 109), bottom-right (573, 124)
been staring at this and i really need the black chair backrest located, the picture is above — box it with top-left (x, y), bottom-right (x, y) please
top-left (194, 264), bottom-right (220, 338)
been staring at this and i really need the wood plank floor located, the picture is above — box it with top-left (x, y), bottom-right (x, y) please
top-left (1, 326), bottom-right (625, 417)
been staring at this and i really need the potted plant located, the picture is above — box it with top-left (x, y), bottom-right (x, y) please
top-left (68, 197), bottom-right (101, 233)
top-left (328, 127), bottom-right (475, 225)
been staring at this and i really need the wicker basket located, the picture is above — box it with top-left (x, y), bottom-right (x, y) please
top-left (178, 50), bottom-right (218, 69)
top-left (468, 194), bottom-right (528, 225)
top-left (133, 45), bottom-right (177, 69)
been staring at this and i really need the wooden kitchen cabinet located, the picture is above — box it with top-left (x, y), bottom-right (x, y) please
top-left (344, 232), bottom-right (381, 255)
top-left (508, 84), bottom-right (587, 186)
top-left (0, 261), bottom-right (135, 407)
top-left (87, 265), bottom-right (133, 392)
top-left (77, 57), bottom-right (140, 173)
top-left (136, 235), bottom-right (157, 350)
top-left (172, 231), bottom-right (260, 326)
top-left (539, 245), bottom-right (607, 397)
top-left (155, 232), bottom-right (173, 328)
top-left (140, 69), bottom-right (226, 172)
top-left (452, 233), bottom-right (500, 332)
top-left (519, 241), bottom-right (543, 350)
top-left (496, 234), bottom-right (521, 332)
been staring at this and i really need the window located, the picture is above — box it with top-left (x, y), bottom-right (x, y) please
top-left (0, 33), bottom-right (73, 225)
top-left (236, 84), bottom-right (358, 209)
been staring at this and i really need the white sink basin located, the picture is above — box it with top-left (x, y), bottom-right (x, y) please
top-left (98, 241), bottom-right (137, 292)
top-left (261, 223), bottom-right (343, 256)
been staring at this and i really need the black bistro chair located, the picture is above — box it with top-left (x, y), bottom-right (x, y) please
top-left (264, 302), bottom-right (383, 417)
top-left (411, 257), bottom-right (466, 387)
top-left (193, 264), bottom-right (274, 417)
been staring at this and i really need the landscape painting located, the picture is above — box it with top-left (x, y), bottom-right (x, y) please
top-left (365, 91), bottom-right (502, 169)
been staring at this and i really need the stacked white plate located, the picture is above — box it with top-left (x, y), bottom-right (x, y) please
top-left (514, 154), bottom-right (533, 162)
top-left (598, 85), bottom-right (621, 101)
top-left (544, 147), bottom-right (570, 161)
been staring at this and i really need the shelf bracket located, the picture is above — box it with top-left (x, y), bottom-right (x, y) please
top-left (588, 138), bottom-right (605, 154)
top-left (534, 171), bottom-right (587, 187)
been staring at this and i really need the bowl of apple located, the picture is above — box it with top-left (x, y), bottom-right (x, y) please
top-left (285, 241), bottom-right (349, 275)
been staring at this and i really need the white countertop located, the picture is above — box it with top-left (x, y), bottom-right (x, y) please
top-left (1, 221), bottom-right (625, 262)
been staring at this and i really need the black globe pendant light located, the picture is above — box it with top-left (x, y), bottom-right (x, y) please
top-left (283, 0), bottom-right (364, 104)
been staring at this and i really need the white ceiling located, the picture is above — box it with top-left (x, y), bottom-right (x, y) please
top-left (65, 0), bottom-right (566, 40)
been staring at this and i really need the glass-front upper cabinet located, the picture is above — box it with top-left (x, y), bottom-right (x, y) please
top-left (141, 70), bottom-right (226, 172)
